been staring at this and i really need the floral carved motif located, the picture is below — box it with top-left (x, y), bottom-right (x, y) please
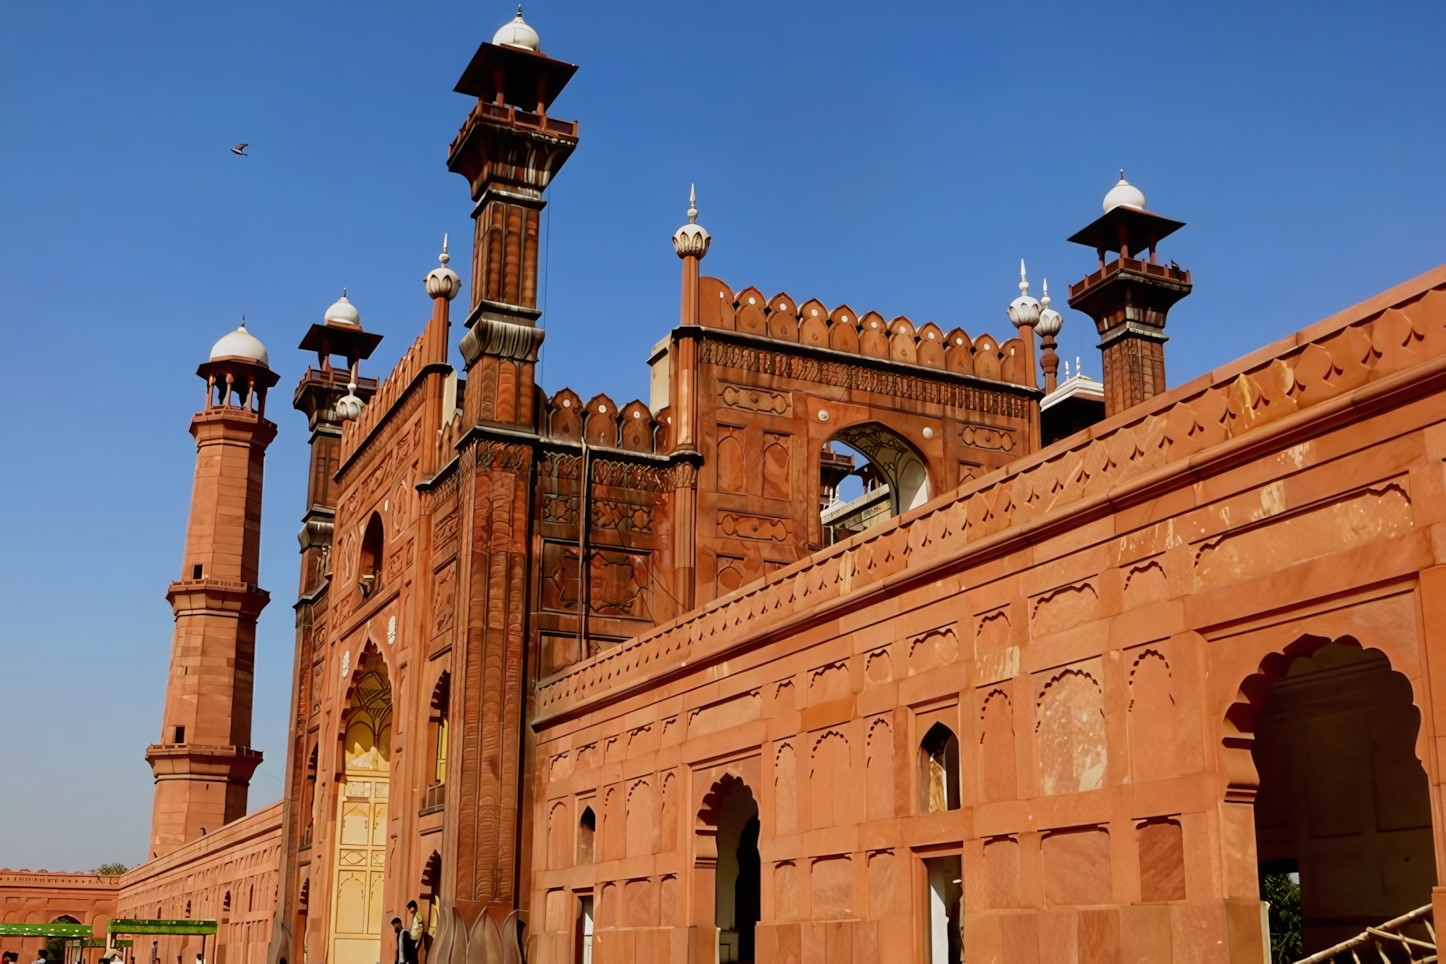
top-left (960, 425), bottom-right (1015, 451)
top-left (719, 513), bottom-right (791, 542)
top-left (720, 384), bottom-right (791, 415)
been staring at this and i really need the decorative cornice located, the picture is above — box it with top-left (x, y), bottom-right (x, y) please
top-left (1098, 320), bottom-right (1170, 348)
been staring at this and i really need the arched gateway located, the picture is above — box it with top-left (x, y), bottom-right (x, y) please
top-left (1227, 636), bottom-right (1436, 958)
top-left (329, 649), bottom-right (393, 964)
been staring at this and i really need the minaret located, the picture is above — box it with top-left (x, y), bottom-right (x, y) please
top-left (1066, 172), bottom-right (1191, 416)
top-left (1007, 258), bottom-right (1041, 390)
top-left (449, 8), bottom-right (578, 427)
top-left (294, 292), bottom-right (383, 596)
top-left (434, 11), bottom-right (577, 950)
top-left (146, 320), bottom-right (280, 858)
top-left (670, 185), bottom-right (711, 611)
top-left (1037, 279), bottom-right (1063, 393)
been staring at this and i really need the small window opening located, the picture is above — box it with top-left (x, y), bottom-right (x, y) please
top-left (192, 564), bottom-right (203, 580)
top-left (919, 722), bottom-right (961, 813)
top-left (174, 725), bottom-right (185, 744)
top-left (577, 806), bottom-right (596, 866)
top-left (359, 513), bottom-right (384, 598)
top-left (430, 674), bottom-right (451, 787)
top-left (184, 901), bottom-right (191, 918)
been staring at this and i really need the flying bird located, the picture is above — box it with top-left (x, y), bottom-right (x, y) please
top-left (231, 143), bottom-right (249, 156)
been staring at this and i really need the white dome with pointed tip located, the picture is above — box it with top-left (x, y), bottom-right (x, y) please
top-left (324, 292), bottom-right (360, 327)
top-left (1103, 172), bottom-right (1146, 212)
top-left (210, 323), bottom-right (270, 367)
top-left (493, 8), bottom-right (540, 51)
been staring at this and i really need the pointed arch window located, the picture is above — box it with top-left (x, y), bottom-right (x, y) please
top-left (919, 722), bottom-right (961, 812)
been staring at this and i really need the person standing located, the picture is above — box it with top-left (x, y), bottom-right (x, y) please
top-left (390, 919), bottom-right (417, 964)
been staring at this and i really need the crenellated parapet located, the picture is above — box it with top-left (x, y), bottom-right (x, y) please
top-left (542, 389), bottom-right (670, 455)
top-left (699, 278), bottom-right (1034, 387)
top-left (337, 333), bottom-right (432, 472)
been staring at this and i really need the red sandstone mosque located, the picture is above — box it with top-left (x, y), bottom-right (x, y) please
top-left (8, 10), bottom-right (1446, 964)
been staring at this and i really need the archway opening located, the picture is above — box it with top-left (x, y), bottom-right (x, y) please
top-left (46, 917), bottom-right (80, 964)
top-left (820, 425), bottom-right (929, 545)
top-left (329, 649), bottom-right (393, 964)
top-left (714, 781), bottom-right (760, 964)
top-left (426, 674), bottom-right (450, 809)
top-left (1248, 639), bottom-right (1435, 958)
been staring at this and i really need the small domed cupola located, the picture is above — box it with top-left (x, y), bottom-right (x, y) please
top-left (199, 317), bottom-right (279, 415)
top-left (210, 318), bottom-right (271, 368)
top-left (493, 7), bottom-right (540, 51)
top-left (1103, 170), bottom-right (1147, 213)
top-left (324, 290), bottom-right (361, 328)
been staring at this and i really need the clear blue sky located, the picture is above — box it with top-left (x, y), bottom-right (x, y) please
top-left (1, 0), bottom-right (1442, 870)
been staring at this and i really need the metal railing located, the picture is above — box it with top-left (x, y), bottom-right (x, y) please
top-left (420, 783), bottom-right (446, 815)
top-left (1296, 905), bottom-right (1436, 964)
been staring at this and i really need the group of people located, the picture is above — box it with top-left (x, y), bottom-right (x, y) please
top-left (391, 899), bottom-right (433, 964)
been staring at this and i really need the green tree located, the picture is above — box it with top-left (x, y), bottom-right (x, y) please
top-left (1263, 872), bottom-right (1303, 964)
top-left (93, 863), bottom-right (129, 876)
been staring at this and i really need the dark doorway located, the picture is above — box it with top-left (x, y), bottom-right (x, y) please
top-left (715, 781), bottom-right (760, 964)
top-left (1251, 641), bottom-right (1436, 956)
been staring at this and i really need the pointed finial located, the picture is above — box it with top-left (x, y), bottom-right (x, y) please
top-left (240, 314), bottom-right (246, 329)
top-left (1036, 278), bottom-right (1062, 337)
top-left (1120, 168), bottom-right (1125, 180)
top-left (673, 183), bottom-right (711, 259)
top-left (342, 287), bottom-right (347, 298)
top-left (1007, 258), bottom-right (1041, 328)
top-left (1077, 355), bottom-right (1082, 375)
top-left (425, 233), bottom-right (461, 300)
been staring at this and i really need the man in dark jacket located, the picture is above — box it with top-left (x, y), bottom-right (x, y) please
top-left (391, 918), bottom-right (419, 964)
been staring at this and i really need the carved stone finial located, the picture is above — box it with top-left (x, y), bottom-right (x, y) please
top-left (672, 183), bottom-right (711, 260)
top-left (1007, 258), bottom-right (1041, 329)
top-left (1036, 277), bottom-right (1063, 338)
top-left (425, 233), bottom-right (462, 301)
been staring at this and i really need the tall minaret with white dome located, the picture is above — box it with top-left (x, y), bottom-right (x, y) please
top-left (1065, 171), bottom-right (1192, 416)
top-left (448, 6), bottom-right (578, 427)
top-left (145, 320), bottom-right (281, 858)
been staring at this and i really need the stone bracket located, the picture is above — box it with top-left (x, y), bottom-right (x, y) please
top-left (459, 317), bottom-right (546, 368)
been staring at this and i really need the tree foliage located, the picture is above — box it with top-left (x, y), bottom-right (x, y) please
top-left (1263, 872), bottom-right (1304, 964)
top-left (93, 862), bottom-right (129, 876)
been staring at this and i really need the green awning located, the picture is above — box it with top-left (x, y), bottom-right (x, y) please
top-left (0, 924), bottom-right (93, 939)
top-left (106, 921), bottom-right (217, 937)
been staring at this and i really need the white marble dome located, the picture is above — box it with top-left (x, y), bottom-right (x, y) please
top-left (1103, 172), bottom-right (1146, 212)
top-left (493, 8), bottom-right (540, 51)
top-left (210, 323), bottom-right (270, 367)
top-left (324, 292), bottom-right (360, 327)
